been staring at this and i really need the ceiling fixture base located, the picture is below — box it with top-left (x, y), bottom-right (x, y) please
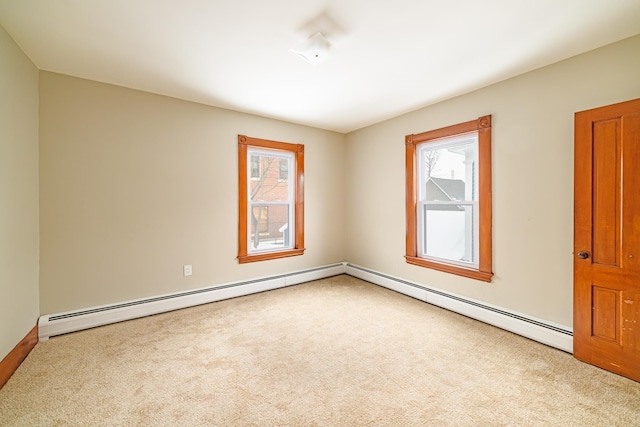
top-left (291, 32), bottom-right (331, 66)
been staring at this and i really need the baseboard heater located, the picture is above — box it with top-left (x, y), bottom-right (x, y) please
top-left (38, 263), bottom-right (347, 341)
top-left (344, 264), bottom-right (574, 354)
top-left (39, 262), bottom-right (573, 354)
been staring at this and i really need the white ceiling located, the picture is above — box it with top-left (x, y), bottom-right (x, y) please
top-left (1, 1), bottom-right (640, 133)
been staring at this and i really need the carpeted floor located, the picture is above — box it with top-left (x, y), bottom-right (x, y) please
top-left (1, 274), bottom-right (639, 426)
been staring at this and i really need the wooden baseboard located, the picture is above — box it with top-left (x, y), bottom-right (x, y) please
top-left (0, 325), bottom-right (38, 390)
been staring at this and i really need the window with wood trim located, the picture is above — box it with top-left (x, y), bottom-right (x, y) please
top-left (405, 115), bottom-right (493, 282)
top-left (238, 135), bottom-right (304, 263)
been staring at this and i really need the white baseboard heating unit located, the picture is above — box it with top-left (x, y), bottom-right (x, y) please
top-left (38, 263), bottom-right (347, 341)
top-left (345, 264), bottom-right (574, 354)
top-left (39, 261), bottom-right (573, 354)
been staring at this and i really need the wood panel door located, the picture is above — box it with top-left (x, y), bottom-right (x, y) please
top-left (574, 98), bottom-right (640, 382)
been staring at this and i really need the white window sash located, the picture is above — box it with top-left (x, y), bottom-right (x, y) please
top-left (246, 148), bottom-right (295, 254)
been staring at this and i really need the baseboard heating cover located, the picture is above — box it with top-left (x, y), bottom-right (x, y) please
top-left (38, 263), bottom-right (347, 341)
top-left (345, 264), bottom-right (573, 353)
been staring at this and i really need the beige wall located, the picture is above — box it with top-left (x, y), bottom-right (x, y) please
top-left (345, 34), bottom-right (640, 328)
top-left (18, 30), bottom-right (640, 334)
top-left (39, 72), bottom-right (346, 314)
top-left (0, 25), bottom-right (40, 360)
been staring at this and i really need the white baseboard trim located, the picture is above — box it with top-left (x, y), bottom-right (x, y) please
top-left (38, 262), bottom-right (347, 341)
top-left (345, 263), bottom-right (574, 354)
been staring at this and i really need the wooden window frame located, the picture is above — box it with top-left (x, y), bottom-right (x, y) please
top-left (238, 135), bottom-right (305, 263)
top-left (405, 115), bottom-right (493, 282)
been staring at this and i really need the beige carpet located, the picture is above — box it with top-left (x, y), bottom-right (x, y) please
top-left (1, 275), bottom-right (639, 426)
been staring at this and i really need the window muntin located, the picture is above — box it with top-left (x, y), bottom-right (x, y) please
top-left (405, 116), bottom-right (492, 282)
top-left (238, 135), bottom-right (304, 263)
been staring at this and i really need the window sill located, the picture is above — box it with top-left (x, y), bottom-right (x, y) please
top-left (238, 248), bottom-right (305, 264)
top-left (405, 255), bottom-right (493, 282)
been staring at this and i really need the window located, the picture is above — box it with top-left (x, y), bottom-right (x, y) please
top-left (238, 135), bottom-right (304, 263)
top-left (405, 115), bottom-right (492, 281)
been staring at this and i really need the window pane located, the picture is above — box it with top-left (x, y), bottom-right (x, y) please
top-left (250, 156), bottom-right (260, 179)
top-left (421, 137), bottom-right (477, 202)
top-left (250, 154), bottom-right (290, 202)
top-left (423, 203), bottom-right (476, 265)
top-left (279, 159), bottom-right (288, 180)
top-left (249, 204), bottom-right (291, 252)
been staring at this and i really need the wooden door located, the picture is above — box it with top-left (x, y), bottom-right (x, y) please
top-left (574, 98), bottom-right (640, 382)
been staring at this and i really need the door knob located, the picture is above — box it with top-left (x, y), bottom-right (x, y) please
top-left (577, 251), bottom-right (590, 259)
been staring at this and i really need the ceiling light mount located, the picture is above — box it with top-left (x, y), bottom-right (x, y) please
top-left (291, 32), bottom-right (331, 66)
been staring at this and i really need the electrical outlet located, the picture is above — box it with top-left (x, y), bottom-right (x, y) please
top-left (183, 264), bottom-right (192, 276)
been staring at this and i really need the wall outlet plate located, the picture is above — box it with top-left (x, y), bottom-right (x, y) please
top-left (183, 265), bottom-right (192, 276)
